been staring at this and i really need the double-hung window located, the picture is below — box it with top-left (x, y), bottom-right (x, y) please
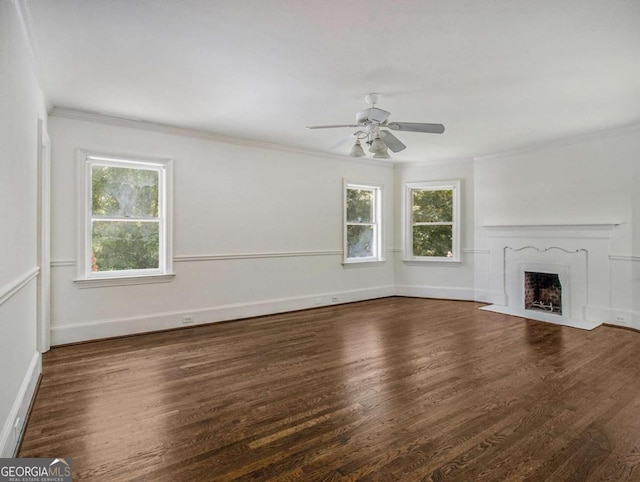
top-left (404, 180), bottom-right (460, 262)
top-left (344, 182), bottom-right (383, 263)
top-left (76, 151), bottom-right (173, 286)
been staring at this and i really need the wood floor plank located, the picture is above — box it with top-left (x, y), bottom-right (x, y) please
top-left (18, 297), bottom-right (640, 481)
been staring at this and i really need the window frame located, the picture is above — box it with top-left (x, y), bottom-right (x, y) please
top-left (403, 180), bottom-right (461, 263)
top-left (343, 181), bottom-right (384, 264)
top-left (75, 150), bottom-right (174, 287)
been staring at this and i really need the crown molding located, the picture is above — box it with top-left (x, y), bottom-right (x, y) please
top-left (394, 157), bottom-right (474, 169)
top-left (49, 107), bottom-right (395, 168)
top-left (474, 122), bottom-right (640, 162)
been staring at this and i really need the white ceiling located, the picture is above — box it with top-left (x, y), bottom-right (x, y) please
top-left (26, 0), bottom-right (640, 162)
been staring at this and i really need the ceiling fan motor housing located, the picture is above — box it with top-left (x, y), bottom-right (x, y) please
top-left (356, 107), bottom-right (390, 125)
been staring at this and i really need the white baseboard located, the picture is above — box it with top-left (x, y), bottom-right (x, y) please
top-left (484, 290), bottom-right (507, 305)
top-left (394, 285), bottom-right (477, 301)
top-left (0, 352), bottom-right (41, 457)
top-left (584, 305), bottom-right (613, 325)
top-left (50, 285), bottom-right (395, 345)
top-left (598, 307), bottom-right (640, 331)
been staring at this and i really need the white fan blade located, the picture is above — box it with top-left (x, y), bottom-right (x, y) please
top-left (380, 130), bottom-right (407, 152)
top-left (386, 122), bottom-right (445, 134)
top-left (306, 124), bottom-right (359, 129)
top-left (330, 134), bottom-right (356, 151)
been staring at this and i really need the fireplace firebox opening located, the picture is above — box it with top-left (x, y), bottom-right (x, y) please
top-left (524, 272), bottom-right (562, 315)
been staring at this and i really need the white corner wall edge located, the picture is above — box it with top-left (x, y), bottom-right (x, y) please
top-left (0, 352), bottom-right (41, 457)
top-left (394, 285), bottom-right (477, 302)
top-left (50, 285), bottom-right (395, 345)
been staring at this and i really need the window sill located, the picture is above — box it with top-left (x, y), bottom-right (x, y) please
top-left (342, 258), bottom-right (386, 267)
top-left (74, 273), bottom-right (176, 289)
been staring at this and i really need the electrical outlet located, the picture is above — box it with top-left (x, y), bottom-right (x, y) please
top-left (182, 314), bottom-right (194, 324)
top-left (331, 296), bottom-right (339, 303)
top-left (615, 314), bottom-right (627, 323)
top-left (476, 293), bottom-right (486, 301)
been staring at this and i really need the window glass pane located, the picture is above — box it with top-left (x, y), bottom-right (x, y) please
top-left (412, 189), bottom-right (452, 223)
top-left (346, 188), bottom-right (373, 223)
top-left (92, 165), bottom-right (159, 217)
top-left (413, 225), bottom-right (453, 257)
top-left (347, 225), bottom-right (374, 258)
top-left (92, 221), bottom-right (159, 271)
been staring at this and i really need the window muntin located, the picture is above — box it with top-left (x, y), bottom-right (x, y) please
top-left (78, 153), bottom-right (172, 280)
top-left (405, 181), bottom-right (460, 261)
top-left (344, 183), bottom-right (383, 263)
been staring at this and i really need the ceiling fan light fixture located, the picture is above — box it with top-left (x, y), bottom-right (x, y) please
top-left (368, 136), bottom-right (387, 154)
top-left (349, 140), bottom-right (366, 157)
top-left (372, 149), bottom-right (390, 159)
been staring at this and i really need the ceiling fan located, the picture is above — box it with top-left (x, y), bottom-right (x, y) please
top-left (306, 94), bottom-right (445, 159)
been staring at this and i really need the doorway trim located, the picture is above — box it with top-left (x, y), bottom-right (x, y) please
top-left (36, 119), bottom-right (50, 353)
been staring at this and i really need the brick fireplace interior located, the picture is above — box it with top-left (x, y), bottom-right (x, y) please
top-left (524, 272), bottom-right (562, 315)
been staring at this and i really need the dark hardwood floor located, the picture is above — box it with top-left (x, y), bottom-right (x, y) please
top-left (19, 297), bottom-right (640, 481)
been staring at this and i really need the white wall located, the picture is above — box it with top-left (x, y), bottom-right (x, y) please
top-left (0, 0), bottom-right (47, 457)
top-left (393, 160), bottom-right (482, 301)
top-left (48, 114), bottom-right (395, 344)
top-left (474, 129), bottom-right (640, 328)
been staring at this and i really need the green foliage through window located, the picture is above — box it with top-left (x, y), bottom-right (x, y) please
top-left (345, 185), bottom-right (380, 260)
top-left (413, 225), bottom-right (453, 257)
top-left (346, 188), bottom-right (373, 223)
top-left (411, 187), bottom-right (454, 258)
top-left (92, 221), bottom-right (159, 271)
top-left (412, 190), bottom-right (452, 223)
top-left (89, 161), bottom-right (162, 273)
top-left (92, 166), bottom-right (158, 217)
top-left (347, 225), bottom-right (374, 258)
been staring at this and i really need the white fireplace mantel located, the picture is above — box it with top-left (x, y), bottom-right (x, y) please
top-left (480, 223), bottom-right (618, 330)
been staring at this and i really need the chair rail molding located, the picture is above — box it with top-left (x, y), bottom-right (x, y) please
top-left (0, 267), bottom-right (39, 306)
top-left (52, 250), bottom-right (346, 268)
top-left (609, 254), bottom-right (640, 262)
top-left (174, 250), bottom-right (343, 262)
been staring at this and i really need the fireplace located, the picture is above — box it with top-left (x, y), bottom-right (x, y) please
top-left (480, 223), bottom-right (618, 331)
top-left (524, 272), bottom-right (562, 315)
